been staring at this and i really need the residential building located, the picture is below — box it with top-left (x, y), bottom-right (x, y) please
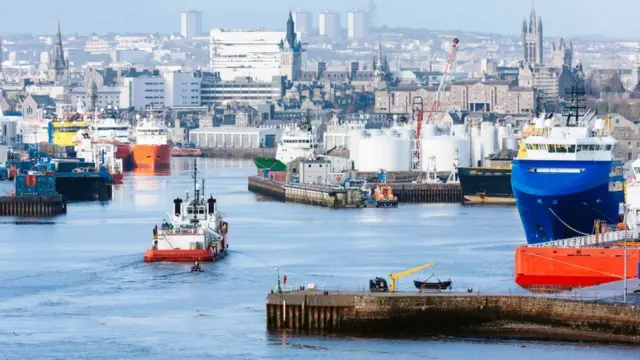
top-left (181, 10), bottom-right (202, 39)
top-left (115, 36), bottom-right (156, 52)
top-left (120, 76), bottom-right (165, 109)
top-left (84, 37), bottom-right (114, 55)
top-left (319, 12), bottom-right (341, 38)
top-left (22, 95), bottom-right (56, 122)
top-left (163, 71), bottom-right (202, 107)
top-left (292, 10), bottom-right (313, 35)
top-left (68, 85), bottom-right (120, 111)
top-left (347, 11), bottom-right (369, 40)
top-left (609, 114), bottom-right (640, 163)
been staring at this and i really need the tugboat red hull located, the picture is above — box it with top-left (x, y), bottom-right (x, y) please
top-left (112, 173), bottom-right (124, 184)
top-left (143, 248), bottom-right (227, 263)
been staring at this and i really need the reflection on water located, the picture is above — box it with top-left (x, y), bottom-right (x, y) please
top-left (0, 157), bottom-right (637, 360)
top-left (128, 167), bottom-right (172, 177)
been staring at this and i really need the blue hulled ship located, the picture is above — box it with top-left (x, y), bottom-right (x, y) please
top-left (512, 89), bottom-right (624, 245)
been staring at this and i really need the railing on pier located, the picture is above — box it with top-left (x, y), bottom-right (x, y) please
top-left (528, 230), bottom-right (640, 248)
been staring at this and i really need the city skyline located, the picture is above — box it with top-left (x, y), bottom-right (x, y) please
top-left (1, 0), bottom-right (639, 39)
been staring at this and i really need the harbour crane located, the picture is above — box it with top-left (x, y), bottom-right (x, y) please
top-left (369, 262), bottom-right (435, 293)
top-left (412, 37), bottom-right (460, 182)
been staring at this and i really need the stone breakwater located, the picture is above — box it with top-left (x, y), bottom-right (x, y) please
top-left (266, 292), bottom-right (640, 344)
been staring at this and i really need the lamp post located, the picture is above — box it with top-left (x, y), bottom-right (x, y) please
top-left (275, 267), bottom-right (281, 294)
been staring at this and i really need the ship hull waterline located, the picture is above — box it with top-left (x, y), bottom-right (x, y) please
top-left (143, 248), bottom-right (227, 263)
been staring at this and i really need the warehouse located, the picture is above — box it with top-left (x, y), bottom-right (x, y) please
top-left (190, 127), bottom-right (282, 149)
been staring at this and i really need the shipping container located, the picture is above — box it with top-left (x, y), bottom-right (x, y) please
top-left (268, 171), bottom-right (286, 183)
top-left (264, 135), bottom-right (276, 148)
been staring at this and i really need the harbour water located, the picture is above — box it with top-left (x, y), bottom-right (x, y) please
top-left (0, 158), bottom-right (637, 359)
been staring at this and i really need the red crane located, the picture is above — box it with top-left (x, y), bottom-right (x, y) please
top-left (412, 37), bottom-right (460, 181)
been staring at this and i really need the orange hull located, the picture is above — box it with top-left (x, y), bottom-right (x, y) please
top-left (143, 248), bottom-right (227, 262)
top-left (132, 144), bottom-right (171, 168)
top-left (515, 246), bottom-right (640, 292)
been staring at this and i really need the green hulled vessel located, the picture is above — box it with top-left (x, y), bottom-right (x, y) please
top-left (253, 157), bottom-right (286, 171)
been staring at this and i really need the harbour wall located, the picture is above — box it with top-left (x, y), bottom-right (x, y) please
top-left (0, 195), bottom-right (67, 216)
top-left (248, 176), bottom-right (462, 206)
top-left (266, 292), bottom-right (640, 344)
top-left (201, 148), bottom-right (349, 159)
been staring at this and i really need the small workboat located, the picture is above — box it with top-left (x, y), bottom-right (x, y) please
top-left (414, 279), bottom-right (452, 290)
top-left (191, 264), bottom-right (203, 273)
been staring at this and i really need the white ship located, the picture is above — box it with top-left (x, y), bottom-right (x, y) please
top-left (275, 123), bottom-right (315, 165)
top-left (144, 159), bottom-right (229, 262)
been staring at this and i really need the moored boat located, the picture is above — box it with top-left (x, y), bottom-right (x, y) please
top-left (512, 89), bottom-right (624, 245)
top-left (144, 159), bottom-right (228, 263)
top-left (171, 143), bottom-right (202, 157)
top-left (132, 117), bottom-right (171, 169)
top-left (413, 279), bottom-right (452, 290)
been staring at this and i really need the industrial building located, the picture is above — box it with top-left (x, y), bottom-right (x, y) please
top-left (163, 71), bottom-right (202, 107)
top-left (189, 126), bottom-right (281, 149)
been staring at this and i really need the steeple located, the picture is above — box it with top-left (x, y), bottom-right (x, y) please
top-left (285, 11), bottom-right (297, 49)
top-left (48, 20), bottom-right (69, 84)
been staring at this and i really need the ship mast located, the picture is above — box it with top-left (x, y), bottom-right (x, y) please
top-left (192, 157), bottom-right (198, 221)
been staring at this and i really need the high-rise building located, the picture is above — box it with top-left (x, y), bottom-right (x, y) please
top-left (521, 6), bottom-right (543, 66)
top-left (347, 10), bottom-right (369, 40)
top-left (292, 10), bottom-right (313, 35)
top-left (48, 21), bottom-right (69, 85)
top-left (181, 10), bottom-right (202, 39)
top-left (209, 13), bottom-right (302, 82)
top-left (319, 12), bottom-right (341, 38)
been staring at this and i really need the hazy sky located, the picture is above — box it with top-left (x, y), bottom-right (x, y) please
top-left (0, 0), bottom-right (638, 39)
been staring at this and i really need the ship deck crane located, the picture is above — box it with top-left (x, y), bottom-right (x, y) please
top-left (369, 262), bottom-right (435, 293)
top-left (412, 37), bottom-right (460, 182)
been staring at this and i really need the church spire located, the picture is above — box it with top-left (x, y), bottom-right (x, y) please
top-left (48, 19), bottom-right (69, 84)
top-left (285, 11), bottom-right (296, 49)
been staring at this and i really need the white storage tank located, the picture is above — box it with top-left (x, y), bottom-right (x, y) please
top-left (356, 131), bottom-right (411, 172)
top-left (503, 136), bottom-right (518, 151)
top-left (347, 129), bottom-right (366, 170)
top-left (497, 125), bottom-right (512, 144)
top-left (450, 124), bottom-right (467, 138)
top-left (470, 125), bottom-right (482, 167)
top-left (480, 122), bottom-right (497, 166)
top-left (422, 123), bottom-right (438, 138)
top-left (421, 136), bottom-right (471, 173)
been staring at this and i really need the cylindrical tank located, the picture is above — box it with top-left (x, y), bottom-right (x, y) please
top-left (357, 132), bottom-right (411, 172)
top-left (535, 115), bottom-right (545, 129)
top-left (450, 124), bottom-right (467, 138)
top-left (470, 125), bottom-right (482, 167)
top-left (503, 136), bottom-right (518, 152)
top-left (347, 129), bottom-right (365, 170)
top-left (422, 123), bottom-right (438, 138)
top-left (497, 125), bottom-right (512, 143)
top-left (421, 136), bottom-right (471, 173)
top-left (480, 122), bottom-right (497, 165)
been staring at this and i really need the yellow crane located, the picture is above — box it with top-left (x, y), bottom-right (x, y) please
top-left (370, 262), bottom-right (435, 293)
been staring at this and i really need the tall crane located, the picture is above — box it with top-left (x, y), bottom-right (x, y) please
top-left (412, 37), bottom-right (460, 182)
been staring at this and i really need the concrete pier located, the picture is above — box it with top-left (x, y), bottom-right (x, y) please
top-left (0, 195), bottom-right (67, 216)
top-left (248, 176), bottom-right (462, 207)
top-left (266, 291), bottom-right (640, 344)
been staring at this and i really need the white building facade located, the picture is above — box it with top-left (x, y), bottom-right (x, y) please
top-left (120, 77), bottom-right (165, 109)
top-left (163, 71), bottom-right (202, 107)
top-left (209, 29), bottom-right (286, 82)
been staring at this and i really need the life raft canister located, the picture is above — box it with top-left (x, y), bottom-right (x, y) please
top-left (220, 221), bottom-right (228, 234)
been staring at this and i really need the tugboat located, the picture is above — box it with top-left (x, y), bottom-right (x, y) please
top-left (143, 158), bottom-right (229, 262)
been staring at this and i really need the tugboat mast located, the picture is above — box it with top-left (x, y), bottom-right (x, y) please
top-left (192, 157), bottom-right (199, 221)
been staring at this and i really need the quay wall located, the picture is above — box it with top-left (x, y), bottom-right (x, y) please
top-left (0, 195), bottom-right (67, 216)
top-left (266, 292), bottom-right (640, 344)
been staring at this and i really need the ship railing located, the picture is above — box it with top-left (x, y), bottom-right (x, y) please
top-left (529, 230), bottom-right (640, 248)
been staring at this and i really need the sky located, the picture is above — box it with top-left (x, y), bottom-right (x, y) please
top-left (0, 0), bottom-right (638, 39)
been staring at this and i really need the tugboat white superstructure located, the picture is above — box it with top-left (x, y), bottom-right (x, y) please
top-left (144, 159), bottom-right (229, 262)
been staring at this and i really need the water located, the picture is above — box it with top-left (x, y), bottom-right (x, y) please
top-left (0, 158), bottom-right (637, 360)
